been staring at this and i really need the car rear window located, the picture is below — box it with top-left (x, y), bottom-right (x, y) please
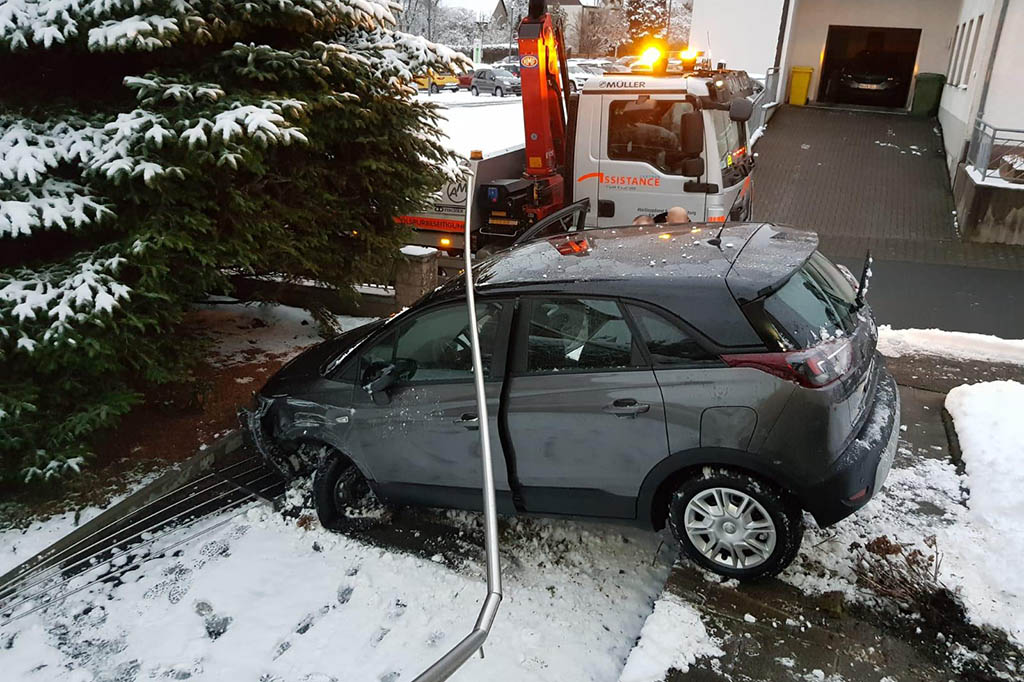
top-left (746, 251), bottom-right (858, 350)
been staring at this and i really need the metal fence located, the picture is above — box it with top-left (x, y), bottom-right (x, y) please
top-left (749, 67), bottom-right (780, 144)
top-left (966, 119), bottom-right (1024, 185)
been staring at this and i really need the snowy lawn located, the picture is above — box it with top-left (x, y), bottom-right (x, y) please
top-left (426, 94), bottom-right (525, 156)
top-left (0, 494), bottom-right (672, 681)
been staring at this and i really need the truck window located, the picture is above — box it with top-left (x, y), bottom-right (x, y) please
top-left (607, 99), bottom-right (694, 175)
top-left (709, 109), bottom-right (746, 185)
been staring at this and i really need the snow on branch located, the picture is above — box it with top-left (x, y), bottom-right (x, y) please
top-left (342, 27), bottom-right (472, 94)
top-left (0, 254), bottom-right (131, 352)
top-left (1, 179), bottom-right (113, 237)
top-left (1, 0), bottom-right (404, 52)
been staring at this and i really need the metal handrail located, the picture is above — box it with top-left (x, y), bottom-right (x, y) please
top-left (412, 154), bottom-right (503, 682)
top-left (966, 118), bottom-right (1024, 184)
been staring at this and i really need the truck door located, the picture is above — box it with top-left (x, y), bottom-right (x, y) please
top-left (705, 109), bottom-right (753, 222)
top-left (593, 94), bottom-right (706, 226)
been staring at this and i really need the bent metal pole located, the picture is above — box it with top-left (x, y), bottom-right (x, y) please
top-left (412, 152), bottom-right (503, 682)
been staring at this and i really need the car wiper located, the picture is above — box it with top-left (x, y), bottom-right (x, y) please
top-left (853, 251), bottom-right (874, 312)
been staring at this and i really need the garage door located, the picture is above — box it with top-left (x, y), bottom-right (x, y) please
top-left (817, 25), bottom-right (921, 109)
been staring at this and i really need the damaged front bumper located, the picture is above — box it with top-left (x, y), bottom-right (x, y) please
top-left (238, 398), bottom-right (301, 482)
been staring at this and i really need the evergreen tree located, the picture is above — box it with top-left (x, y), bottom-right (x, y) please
top-left (624, 0), bottom-right (667, 52)
top-left (0, 0), bottom-right (468, 482)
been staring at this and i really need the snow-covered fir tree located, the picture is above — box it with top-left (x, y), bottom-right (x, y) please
top-left (624, 0), bottom-right (668, 51)
top-left (0, 0), bottom-right (468, 482)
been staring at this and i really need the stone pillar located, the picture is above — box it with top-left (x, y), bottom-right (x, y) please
top-left (394, 246), bottom-right (440, 308)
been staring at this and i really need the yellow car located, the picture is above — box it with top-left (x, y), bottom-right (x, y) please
top-left (414, 70), bottom-right (460, 94)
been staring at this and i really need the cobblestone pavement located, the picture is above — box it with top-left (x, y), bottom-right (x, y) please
top-left (753, 105), bottom-right (1024, 336)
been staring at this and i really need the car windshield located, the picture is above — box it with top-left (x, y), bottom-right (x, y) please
top-left (758, 251), bottom-right (859, 348)
top-left (494, 69), bottom-right (515, 79)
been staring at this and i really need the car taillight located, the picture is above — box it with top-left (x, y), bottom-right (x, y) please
top-left (722, 337), bottom-right (853, 388)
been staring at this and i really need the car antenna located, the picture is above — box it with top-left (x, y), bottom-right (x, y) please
top-left (707, 222), bottom-right (727, 248)
top-left (411, 150), bottom-right (503, 681)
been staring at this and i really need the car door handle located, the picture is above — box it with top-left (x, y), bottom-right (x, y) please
top-left (603, 399), bottom-right (650, 417)
top-left (453, 413), bottom-right (479, 429)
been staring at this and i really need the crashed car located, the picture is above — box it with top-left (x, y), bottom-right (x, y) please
top-left (244, 218), bottom-right (899, 580)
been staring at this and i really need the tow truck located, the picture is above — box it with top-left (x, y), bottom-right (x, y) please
top-left (399, 0), bottom-right (758, 265)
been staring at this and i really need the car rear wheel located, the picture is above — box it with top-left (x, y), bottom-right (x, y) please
top-left (495, 87), bottom-right (503, 97)
top-left (429, 83), bottom-right (439, 94)
top-left (570, 82), bottom-right (577, 92)
top-left (313, 453), bottom-right (380, 530)
top-left (471, 86), bottom-right (479, 96)
top-left (667, 468), bottom-right (803, 580)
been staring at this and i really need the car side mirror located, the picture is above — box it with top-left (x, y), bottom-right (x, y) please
top-left (363, 359), bottom-right (417, 406)
top-left (681, 157), bottom-right (704, 177)
top-left (680, 110), bottom-right (704, 157)
top-left (729, 97), bottom-right (753, 122)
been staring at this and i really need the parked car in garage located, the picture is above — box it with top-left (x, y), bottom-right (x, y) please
top-left (471, 68), bottom-right (521, 97)
top-left (832, 50), bottom-right (906, 107)
top-left (414, 70), bottom-right (459, 94)
top-left (244, 216), bottom-right (900, 580)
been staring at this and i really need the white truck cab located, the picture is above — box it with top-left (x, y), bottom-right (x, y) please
top-left (572, 70), bottom-right (756, 226)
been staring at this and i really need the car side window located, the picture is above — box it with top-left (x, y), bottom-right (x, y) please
top-left (525, 298), bottom-right (643, 373)
top-left (627, 304), bottom-right (721, 367)
top-left (607, 99), bottom-right (695, 175)
top-left (358, 302), bottom-right (505, 385)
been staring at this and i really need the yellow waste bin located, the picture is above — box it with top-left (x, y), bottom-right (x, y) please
top-left (789, 66), bottom-right (813, 106)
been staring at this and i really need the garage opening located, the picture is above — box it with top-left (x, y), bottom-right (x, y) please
top-left (817, 25), bottom-right (922, 110)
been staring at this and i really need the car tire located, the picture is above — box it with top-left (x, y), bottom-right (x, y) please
top-left (429, 83), bottom-right (439, 95)
top-left (667, 467), bottom-right (803, 581)
top-left (313, 452), bottom-right (379, 530)
top-left (495, 87), bottom-right (503, 97)
top-left (471, 86), bottom-right (479, 96)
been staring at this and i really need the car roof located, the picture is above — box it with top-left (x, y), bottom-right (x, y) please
top-left (428, 222), bottom-right (818, 348)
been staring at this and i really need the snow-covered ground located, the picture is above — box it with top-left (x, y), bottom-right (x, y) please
top-left (878, 325), bottom-right (1024, 366)
top-left (0, 497), bottom-right (672, 682)
top-left (424, 93), bottom-right (525, 156)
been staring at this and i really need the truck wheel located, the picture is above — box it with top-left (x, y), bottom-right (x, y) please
top-left (313, 452), bottom-right (380, 530)
top-left (429, 83), bottom-right (439, 94)
top-left (667, 467), bottom-right (803, 580)
top-left (495, 87), bottom-right (504, 98)
top-left (471, 86), bottom-right (479, 96)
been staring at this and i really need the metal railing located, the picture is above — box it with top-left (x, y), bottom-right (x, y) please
top-left (749, 67), bottom-right (780, 144)
top-left (966, 119), bottom-right (1024, 184)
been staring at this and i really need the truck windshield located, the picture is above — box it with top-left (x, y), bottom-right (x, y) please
top-left (747, 251), bottom-right (859, 349)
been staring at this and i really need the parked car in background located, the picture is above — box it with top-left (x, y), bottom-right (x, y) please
top-left (246, 215), bottom-right (900, 581)
top-left (494, 63), bottom-right (521, 78)
top-left (565, 67), bottom-right (592, 92)
top-left (414, 69), bottom-right (459, 94)
top-left (471, 68), bottom-right (521, 97)
top-left (457, 69), bottom-right (476, 90)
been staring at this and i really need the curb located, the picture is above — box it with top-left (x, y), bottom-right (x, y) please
top-left (0, 431), bottom-right (245, 588)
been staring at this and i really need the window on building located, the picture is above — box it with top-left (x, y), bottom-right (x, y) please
top-left (946, 23), bottom-right (960, 79)
top-left (963, 15), bottom-right (984, 86)
top-left (957, 18), bottom-right (975, 84)
top-left (607, 99), bottom-right (696, 175)
top-left (950, 21), bottom-right (967, 85)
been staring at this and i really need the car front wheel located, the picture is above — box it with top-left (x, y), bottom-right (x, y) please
top-left (495, 87), bottom-right (503, 97)
top-left (429, 83), bottom-right (439, 94)
top-left (667, 468), bottom-right (803, 580)
top-left (313, 453), bottom-right (379, 530)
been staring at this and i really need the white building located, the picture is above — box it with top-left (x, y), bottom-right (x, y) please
top-left (692, 0), bottom-right (1024, 244)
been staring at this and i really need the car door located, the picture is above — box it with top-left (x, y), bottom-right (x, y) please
top-left (481, 70), bottom-right (494, 93)
top-left (596, 94), bottom-right (707, 225)
top-left (345, 298), bottom-right (515, 512)
top-left (503, 296), bottom-right (669, 518)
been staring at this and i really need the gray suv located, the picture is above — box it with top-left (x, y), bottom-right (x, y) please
top-left (471, 68), bottom-right (521, 97)
top-left (245, 217), bottom-right (899, 580)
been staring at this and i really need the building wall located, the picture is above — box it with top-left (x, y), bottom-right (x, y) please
top-left (781, 0), bottom-right (961, 108)
top-left (982, 1), bottom-right (1024, 131)
top-left (690, 0), bottom-right (786, 75)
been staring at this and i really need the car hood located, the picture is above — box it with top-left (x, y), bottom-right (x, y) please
top-left (259, 319), bottom-right (383, 397)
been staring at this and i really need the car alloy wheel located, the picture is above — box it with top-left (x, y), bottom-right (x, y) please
top-left (313, 452), bottom-right (380, 530)
top-left (668, 467), bottom-right (803, 580)
top-left (495, 87), bottom-right (503, 97)
top-left (683, 487), bottom-right (777, 569)
top-left (429, 83), bottom-right (439, 94)
top-left (471, 86), bottom-right (479, 96)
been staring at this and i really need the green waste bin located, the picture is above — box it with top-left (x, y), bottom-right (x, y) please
top-left (911, 73), bottom-right (945, 117)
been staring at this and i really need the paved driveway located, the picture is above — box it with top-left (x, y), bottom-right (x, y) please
top-left (753, 106), bottom-right (1024, 337)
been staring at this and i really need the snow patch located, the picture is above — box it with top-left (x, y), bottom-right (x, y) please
top-left (877, 325), bottom-right (1024, 366)
top-left (618, 589), bottom-right (724, 682)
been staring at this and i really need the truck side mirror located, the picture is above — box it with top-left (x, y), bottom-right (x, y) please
top-left (729, 97), bottom-right (753, 122)
top-left (681, 157), bottom-right (704, 178)
top-left (680, 110), bottom-right (704, 157)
